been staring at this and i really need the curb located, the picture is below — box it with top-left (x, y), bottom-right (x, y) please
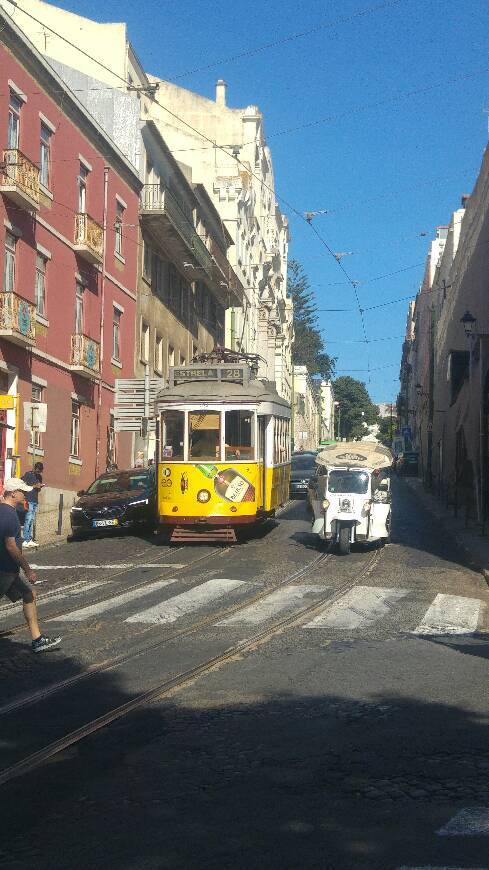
top-left (401, 476), bottom-right (489, 586)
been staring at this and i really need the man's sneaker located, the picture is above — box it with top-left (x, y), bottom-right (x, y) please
top-left (32, 634), bottom-right (61, 653)
top-left (23, 540), bottom-right (37, 548)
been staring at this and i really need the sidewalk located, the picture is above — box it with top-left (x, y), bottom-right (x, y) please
top-left (403, 477), bottom-right (489, 583)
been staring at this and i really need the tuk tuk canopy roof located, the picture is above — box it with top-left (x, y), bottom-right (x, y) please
top-left (316, 441), bottom-right (393, 470)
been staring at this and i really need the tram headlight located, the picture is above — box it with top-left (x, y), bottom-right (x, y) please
top-left (197, 489), bottom-right (211, 503)
top-left (322, 498), bottom-right (330, 510)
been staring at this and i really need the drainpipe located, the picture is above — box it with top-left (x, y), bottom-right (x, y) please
top-left (480, 337), bottom-right (486, 530)
top-left (95, 166), bottom-right (109, 478)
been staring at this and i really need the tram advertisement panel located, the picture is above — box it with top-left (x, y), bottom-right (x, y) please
top-left (158, 463), bottom-right (261, 519)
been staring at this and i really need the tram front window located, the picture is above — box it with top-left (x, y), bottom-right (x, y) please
top-left (225, 410), bottom-right (254, 460)
top-left (189, 412), bottom-right (220, 460)
top-left (161, 411), bottom-right (184, 460)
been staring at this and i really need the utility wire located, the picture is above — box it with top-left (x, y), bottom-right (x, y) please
top-left (1, 0), bottom-right (409, 376)
top-left (170, 0), bottom-right (406, 79)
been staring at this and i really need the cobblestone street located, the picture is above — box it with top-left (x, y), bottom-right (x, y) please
top-left (0, 480), bottom-right (489, 868)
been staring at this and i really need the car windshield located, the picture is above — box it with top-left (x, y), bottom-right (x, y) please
top-left (327, 470), bottom-right (369, 494)
top-left (86, 472), bottom-right (153, 495)
top-left (291, 456), bottom-right (316, 471)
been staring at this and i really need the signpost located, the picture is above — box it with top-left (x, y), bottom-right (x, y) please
top-left (114, 372), bottom-right (165, 465)
top-left (23, 401), bottom-right (47, 469)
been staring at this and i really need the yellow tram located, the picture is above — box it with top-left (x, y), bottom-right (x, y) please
top-left (154, 351), bottom-right (291, 542)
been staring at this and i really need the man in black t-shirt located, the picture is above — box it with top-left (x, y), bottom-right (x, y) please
top-left (21, 461), bottom-right (43, 548)
top-left (0, 478), bottom-right (61, 653)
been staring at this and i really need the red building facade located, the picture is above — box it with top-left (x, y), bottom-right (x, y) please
top-left (0, 10), bottom-right (140, 499)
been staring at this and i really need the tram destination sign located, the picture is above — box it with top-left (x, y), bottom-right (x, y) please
top-left (172, 366), bottom-right (246, 385)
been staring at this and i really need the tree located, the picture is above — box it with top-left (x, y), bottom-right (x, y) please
top-left (377, 416), bottom-right (396, 448)
top-left (288, 260), bottom-right (335, 379)
top-left (333, 376), bottom-right (379, 441)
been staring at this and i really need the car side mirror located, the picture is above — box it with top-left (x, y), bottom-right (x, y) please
top-left (76, 490), bottom-right (85, 497)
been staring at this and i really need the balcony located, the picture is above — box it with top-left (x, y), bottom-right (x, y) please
top-left (0, 292), bottom-right (36, 347)
top-left (70, 334), bottom-right (100, 378)
top-left (74, 213), bottom-right (104, 265)
top-left (210, 239), bottom-right (245, 306)
top-left (140, 184), bottom-right (213, 279)
top-left (0, 149), bottom-right (40, 211)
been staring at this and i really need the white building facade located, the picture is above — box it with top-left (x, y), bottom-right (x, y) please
top-left (147, 78), bottom-right (293, 401)
top-left (293, 366), bottom-right (321, 451)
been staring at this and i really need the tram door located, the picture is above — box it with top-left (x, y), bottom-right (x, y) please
top-left (258, 416), bottom-right (266, 509)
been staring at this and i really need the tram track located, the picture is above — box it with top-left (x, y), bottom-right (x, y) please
top-left (0, 544), bottom-right (384, 786)
top-left (0, 505), bottom-right (294, 639)
top-left (0, 543), bottom-right (222, 639)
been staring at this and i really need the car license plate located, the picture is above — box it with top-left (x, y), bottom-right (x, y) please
top-left (93, 519), bottom-right (118, 528)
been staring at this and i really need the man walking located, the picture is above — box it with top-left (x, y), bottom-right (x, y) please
top-left (21, 461), bottom-right (43, 548)
top-left (0, 478), bottom-right (61, 653)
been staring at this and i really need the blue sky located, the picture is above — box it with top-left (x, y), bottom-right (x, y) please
top-left (50, 0), bottom-right (489, 401)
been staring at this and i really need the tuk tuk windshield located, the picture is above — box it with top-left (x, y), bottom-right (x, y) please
top-left (327, 470), bottom-right (369, 494)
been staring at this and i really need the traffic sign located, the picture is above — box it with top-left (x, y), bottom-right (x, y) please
top-left (23, 402), bottom-right (47, 432)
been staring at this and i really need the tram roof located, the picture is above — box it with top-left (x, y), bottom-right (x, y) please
top-left (155, 378), bottom-right (290, 409)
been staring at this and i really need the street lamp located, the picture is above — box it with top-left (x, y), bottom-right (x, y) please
top-left (460, 309), bottom-right (477, 338)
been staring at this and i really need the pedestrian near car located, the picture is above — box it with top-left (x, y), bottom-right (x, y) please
top-left (21, 461), bottom-right (44, 548)
top-left (0, 478), bottom-right (61, 653)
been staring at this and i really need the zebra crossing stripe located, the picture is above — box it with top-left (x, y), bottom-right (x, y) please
top-left (126, 578), bottom-right (246, 625)
top-left (305, 585), bottom-right (408, 629)
top-left (413, 594), bottom-right (482, 636)
top-left (217, 584), bottom-right (322, 626)
top-left (51, 577), bottom-right (180, 622)
top-left (0, 579), bottom-right (106, 619)
top-left (437, 807), bottom-right (489, 836)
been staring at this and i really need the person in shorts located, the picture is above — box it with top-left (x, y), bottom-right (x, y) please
top-left (0, 478), bottom-right (61, 653)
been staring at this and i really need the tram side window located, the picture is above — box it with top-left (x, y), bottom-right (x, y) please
top-left (161, 411), bottom-right (184, 460)
top-left (273, 417), bottom-right (289, 464)
top-left (189, 411), bottom-right (220, 460)
top-left (225, 410), bottom-right (254, 460)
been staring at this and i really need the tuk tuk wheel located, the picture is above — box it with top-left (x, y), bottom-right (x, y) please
top-left (338, 525), bottom-right (351, 555)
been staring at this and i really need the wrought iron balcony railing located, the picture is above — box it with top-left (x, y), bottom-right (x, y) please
top-left (74, 213), bottom-right (104, 264)
top-left (140, 184), bottom-right (213, 277)
top-left (0, 149), bottom-right (40, 210)
top-left (0, 292), bottom-right (36, 346)
top-left (70, 333), bottom-right (101, 376)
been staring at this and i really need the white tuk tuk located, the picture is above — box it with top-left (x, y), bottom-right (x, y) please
top-left (310, 442), bottom-right (393, 554)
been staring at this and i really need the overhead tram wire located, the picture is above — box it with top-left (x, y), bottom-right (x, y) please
top-left (170, 0), bottom-right (406, 79)
top-left (5, 1), bottom-right (381, 376)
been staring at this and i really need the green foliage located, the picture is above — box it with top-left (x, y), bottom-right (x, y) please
top-left (288, 260), bottom-right (335, 379)
top-left (333, 376), bottom-right (379, 441)
top-left (377, 416), bottom-right (396, 448)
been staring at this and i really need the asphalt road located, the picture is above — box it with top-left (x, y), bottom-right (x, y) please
top-left (1, 480), bottom-right (489, 869)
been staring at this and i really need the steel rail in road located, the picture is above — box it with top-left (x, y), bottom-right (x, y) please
top-left (0, 545), bottom-right (384, 787)
top-left (0, 543), bottom-right (218, 639)
top-left (0, 546), bottom-right (331, 718)
top-left (0, 506), bottom-right (294, 639)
